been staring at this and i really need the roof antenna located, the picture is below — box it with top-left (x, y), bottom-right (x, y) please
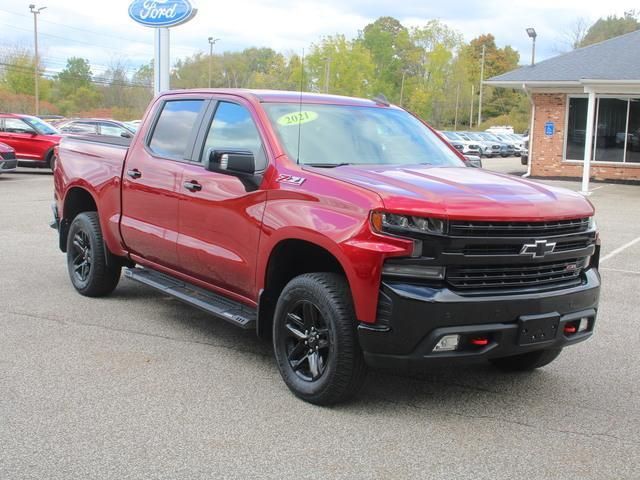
top-left (296, 49), bottom-right (305, 165)
top-left (372, 93), bottom-right (390, 106)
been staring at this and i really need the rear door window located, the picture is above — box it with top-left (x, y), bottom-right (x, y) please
top-left (148, 100), bottom-right (206, 159)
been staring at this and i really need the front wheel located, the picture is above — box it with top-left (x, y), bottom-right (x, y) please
top-left (273, 273), bottom-right (367, 405)
top-left (66, 212), bottom-right (121, 297)
top-left (489, 347), bottom-right (562, 372)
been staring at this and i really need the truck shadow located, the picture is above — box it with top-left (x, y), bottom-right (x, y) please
top-left (120, 284), bottom-right (553, 413)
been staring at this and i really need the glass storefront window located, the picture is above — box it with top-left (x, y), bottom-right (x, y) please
top-left (626, 99), bottom-right (640, 163)
top-left (594, 98), bottom-right (627, 162)
top-left (566, 96), bottom-right (640, 163)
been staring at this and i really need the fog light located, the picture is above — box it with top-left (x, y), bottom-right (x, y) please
top-left (578, 317), bottom-right (589, 333)
top-left (433, 335), bottom-right (460, 352)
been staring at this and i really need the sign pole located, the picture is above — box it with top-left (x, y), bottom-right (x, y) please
top-left (129, 0), bottom-right (197, 96)
top-left (154, 27), bottom-right (170, 95)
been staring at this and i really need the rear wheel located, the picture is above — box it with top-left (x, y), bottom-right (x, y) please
top-left (66, 212), bottom-right (121, 297)
top-left (489, 347), bottom-right (562, 372)
top-left (273, 273), bottom-right (367, 405)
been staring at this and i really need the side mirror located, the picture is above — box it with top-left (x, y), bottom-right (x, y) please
top-left (204, 148), bottom-right (262, 190)
top-left (463, 155), bottom-right (482, 168)
top-left (205, 149), bottom-right (256, 175)
top-left (121, 132), bottom-right (132, 138)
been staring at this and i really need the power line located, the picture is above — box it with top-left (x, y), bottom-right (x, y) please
top-left (0, 8), bottom-right (197, 55)
top-left (0, 61), bottom-right (152, 88)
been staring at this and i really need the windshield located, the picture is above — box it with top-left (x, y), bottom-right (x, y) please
top-left (465, 132), bottom-right (483, 141)
top-left (25, 116), bottom-right (59, 135)
top-left (263, 103), bottom-right (464, 167)
top-left (481, 132), bottom-right (500, 142)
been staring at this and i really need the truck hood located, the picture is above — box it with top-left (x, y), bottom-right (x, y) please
top-left (313, 165), bottom-right (594, 220)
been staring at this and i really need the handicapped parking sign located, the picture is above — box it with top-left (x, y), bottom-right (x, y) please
top-left (544, 121), bottom-right (555, 136)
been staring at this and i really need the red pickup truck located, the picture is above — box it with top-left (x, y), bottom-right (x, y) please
top-left (52, 89), bottom-right (601, 405)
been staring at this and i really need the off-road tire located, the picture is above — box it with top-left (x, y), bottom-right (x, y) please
top-left (273, 273), bottom-right (367, 405)
top-left (66, 212), bottom-right (121, 297)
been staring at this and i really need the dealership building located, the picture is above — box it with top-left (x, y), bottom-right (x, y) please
top-left (486, 30), bottom-right (640, 187)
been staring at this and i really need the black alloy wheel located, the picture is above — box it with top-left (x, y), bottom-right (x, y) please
top-left (70, 230), bottom-right (92, 284)
top-left (283, 300), bottom-right (332, 382)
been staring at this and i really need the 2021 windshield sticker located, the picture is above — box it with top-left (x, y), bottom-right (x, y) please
top-left (277, 111), bottom-right (318, 126)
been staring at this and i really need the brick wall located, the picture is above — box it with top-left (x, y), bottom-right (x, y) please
top-left (531, 93), bottom-right (640, 181)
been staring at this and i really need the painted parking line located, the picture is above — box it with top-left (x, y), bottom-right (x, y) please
top-left (600, 267), bottom-right (640, 275)
top-left (600, 235), bottom-right (640, 264)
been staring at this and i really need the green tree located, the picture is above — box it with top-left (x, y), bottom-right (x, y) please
top-left (53, 57), bottom-right (93, 99)
top-left (306, 35), bottom-right (376, 97)
top-left (579, 11), bottom-right (639, 47)
top-left (360, 17), bottom-right (413, 100)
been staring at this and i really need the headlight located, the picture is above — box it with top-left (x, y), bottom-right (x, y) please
top-left (371, 212), bottom-right (447, 236)
top-left (588, 216), bottom-right (597, 231)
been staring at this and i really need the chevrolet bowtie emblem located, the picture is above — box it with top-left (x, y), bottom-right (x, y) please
top-left (520, 239), bottom-right (556, 258)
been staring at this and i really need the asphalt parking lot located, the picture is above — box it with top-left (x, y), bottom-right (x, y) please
top-left (1, 162), bottom-right (639, 479)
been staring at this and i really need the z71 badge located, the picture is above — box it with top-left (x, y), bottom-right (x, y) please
top-left (276, 174), bottom-right (306, 186)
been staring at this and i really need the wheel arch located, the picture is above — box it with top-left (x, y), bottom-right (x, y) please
top-left (60, 186), bottom-right (98, 252)
top-left (257, 238), bottom-right (352, 340)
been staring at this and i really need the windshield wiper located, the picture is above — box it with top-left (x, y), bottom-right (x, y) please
top-left (304, 163), bottom-right (351, 168)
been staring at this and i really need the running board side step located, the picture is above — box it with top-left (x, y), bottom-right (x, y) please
top-left (124, 267), bottom-right (256, 329)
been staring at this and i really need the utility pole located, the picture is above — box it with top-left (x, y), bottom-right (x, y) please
top-left (469, 84), bottom-right (474, 128)
top-left (324, 57), bottom-right (331, 93)
top-left (454, 83), bottom-right (460, 131)
top-left (477, 44), bottom-right (485, 127)
top-left (399, 71), bottom-right (406, 106)
top-left (29, 4), bottom-right (46, 116)
top-left (208, 37), bottom-right (219, 88)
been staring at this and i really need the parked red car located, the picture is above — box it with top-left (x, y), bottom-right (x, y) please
top-left (0, 142), bottom-right (17, 173)
top-left (0, 113), bottom-right (61, 168)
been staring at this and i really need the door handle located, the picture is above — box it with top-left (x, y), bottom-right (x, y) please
top-left (183, 180), bottom-right (202, 192)
top-left (126, 168), bottom-right (142, 179)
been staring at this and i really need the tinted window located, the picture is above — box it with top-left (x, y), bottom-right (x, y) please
top-left (202, 102), bottom-right (266, 169)
top-left (100, 123), bottom-right (129, 137)
top-left (3, 118), bottom-right (36, 134)
top-left (149, 100), bottom-right (205, 158)
top-left (62, 122), bottom-right (97, 134)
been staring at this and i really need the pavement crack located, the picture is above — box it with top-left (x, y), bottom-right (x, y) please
top-left (3, 309), bottom-right (272, 360)
top-left (375, 395), bottom-right (640, 446)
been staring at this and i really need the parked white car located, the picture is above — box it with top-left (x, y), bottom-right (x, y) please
top-left (440, 131), bottom-right (482, 156)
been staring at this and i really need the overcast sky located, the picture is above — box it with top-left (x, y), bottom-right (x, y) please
top-left (0, 0), bottom-right (635, 78)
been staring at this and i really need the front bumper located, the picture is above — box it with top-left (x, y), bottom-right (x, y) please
top-left (0, 158), bottom-right (17, 173)
top-left (359, 268), bottom-right (600, 369)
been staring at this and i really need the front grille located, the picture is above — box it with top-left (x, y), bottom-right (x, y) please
top-left (1, 151), bottom-right (16, 160)
top-left (469, 144), bottom-right (480, 150)
top-left (450, 218), bottom-right (590, 237)
top-left (447, 258), bottom-right (586, 290)
top-left (455, 238), bottom-right (593, 256)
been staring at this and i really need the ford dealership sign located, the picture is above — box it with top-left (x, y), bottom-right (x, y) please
top-left (128, 0), bottom-right (197, 28)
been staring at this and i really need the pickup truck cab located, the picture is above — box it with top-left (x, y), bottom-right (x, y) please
top-left (52, 89), bottom-right (601, 405)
